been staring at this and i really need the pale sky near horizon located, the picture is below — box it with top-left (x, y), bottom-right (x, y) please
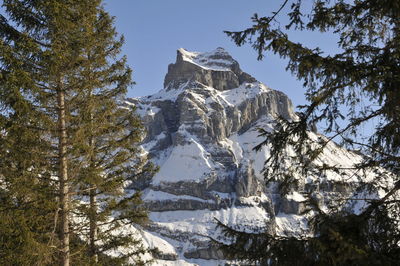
top-left (103, 0), bottom-right (341, 108)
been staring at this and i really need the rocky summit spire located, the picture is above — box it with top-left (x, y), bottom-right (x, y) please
top-left (163, 48), bottom-right (256, 90)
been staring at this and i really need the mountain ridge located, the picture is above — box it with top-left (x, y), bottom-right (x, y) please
top-left (125, 48), bottom-right (387, 265)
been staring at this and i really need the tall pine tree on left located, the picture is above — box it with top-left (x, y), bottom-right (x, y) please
top-left (0, 1), bottom-right (154, 265)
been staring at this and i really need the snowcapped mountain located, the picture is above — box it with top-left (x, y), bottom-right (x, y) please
top-left (126, 48), bottom-right (388, 265)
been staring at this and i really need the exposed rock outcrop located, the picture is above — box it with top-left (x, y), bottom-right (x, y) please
top-left (164, 48), bottom-right (256, 91)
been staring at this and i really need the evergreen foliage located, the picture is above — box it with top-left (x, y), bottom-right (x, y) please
top-left (218, 0), bottom-right (400, 264)
top-left (0, 0), bottom-right (154, 265)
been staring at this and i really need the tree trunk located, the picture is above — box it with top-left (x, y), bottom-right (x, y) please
top-left (89, 187), bottom-right (98, 263)
top-left (88, 86), bottom-right (98, 263)
top-left (58, 88), bottom-right (70, 266)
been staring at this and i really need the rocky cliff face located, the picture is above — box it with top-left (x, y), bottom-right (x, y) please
top-left (164, 47), bottom-right (257, 91)
top-left (127, 48), bottom-right (386, 265)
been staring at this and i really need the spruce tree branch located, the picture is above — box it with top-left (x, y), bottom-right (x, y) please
top-left (361, 180), bottom-right (400, 218)
top-left (266, 0), bottom-right (290, 25)
top-left (340, 137), bottom-right (400, 161)
top-left (313, 109), bottom-right (383, 153)
top-left (0, 14), bottom-right (50, 48)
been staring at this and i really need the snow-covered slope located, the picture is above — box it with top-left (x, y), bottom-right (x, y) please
top-left (126, 48), bottom-right (387, 265)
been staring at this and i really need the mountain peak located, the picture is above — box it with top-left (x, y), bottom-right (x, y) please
top-left (164, 48), bottom-right (256, 90)
top-left (177, 47), bottom-right (236, 71)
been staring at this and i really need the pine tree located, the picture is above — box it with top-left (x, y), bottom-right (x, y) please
top-left (67, 3), bottom-right (155, 264)
top-left (218, 0), bottom-right (400, 264)
top-left (0, 1), bottom-right (154, 265)
top-left (0, 1), bottom-right (61, 264)
top-left (0, 113), bottom-right (58, 265)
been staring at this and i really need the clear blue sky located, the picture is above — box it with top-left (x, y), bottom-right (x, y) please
top-left (103, 1), bottom-right (339, 107)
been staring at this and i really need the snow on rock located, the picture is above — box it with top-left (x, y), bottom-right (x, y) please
top-left (153, 258), bottom-right (227, 266)
top-left (140, 229), bottom-right (178, 259)
top-left (275, 213), bottom-right (311, 237)
top-left (143, 189), bottom-right (214, 204)
top-left (151, 139), bottom-right (218, 185)
top-left (149, 204), bottom-right (270, 237)
top-left (219, 82), bottom-right (270, 107)
top-left (143, 80), bottom-right (190, 102)
top-left (178, 47), bottom-right (236, 71)
top-left (286, 191), bottom-right (307, 202)
top-left (226, 117), bottom-right (274, 180)
top-left (134, 102), bottom-right (161, 117)
top-left (153, 259), bottom-right (198, 266)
